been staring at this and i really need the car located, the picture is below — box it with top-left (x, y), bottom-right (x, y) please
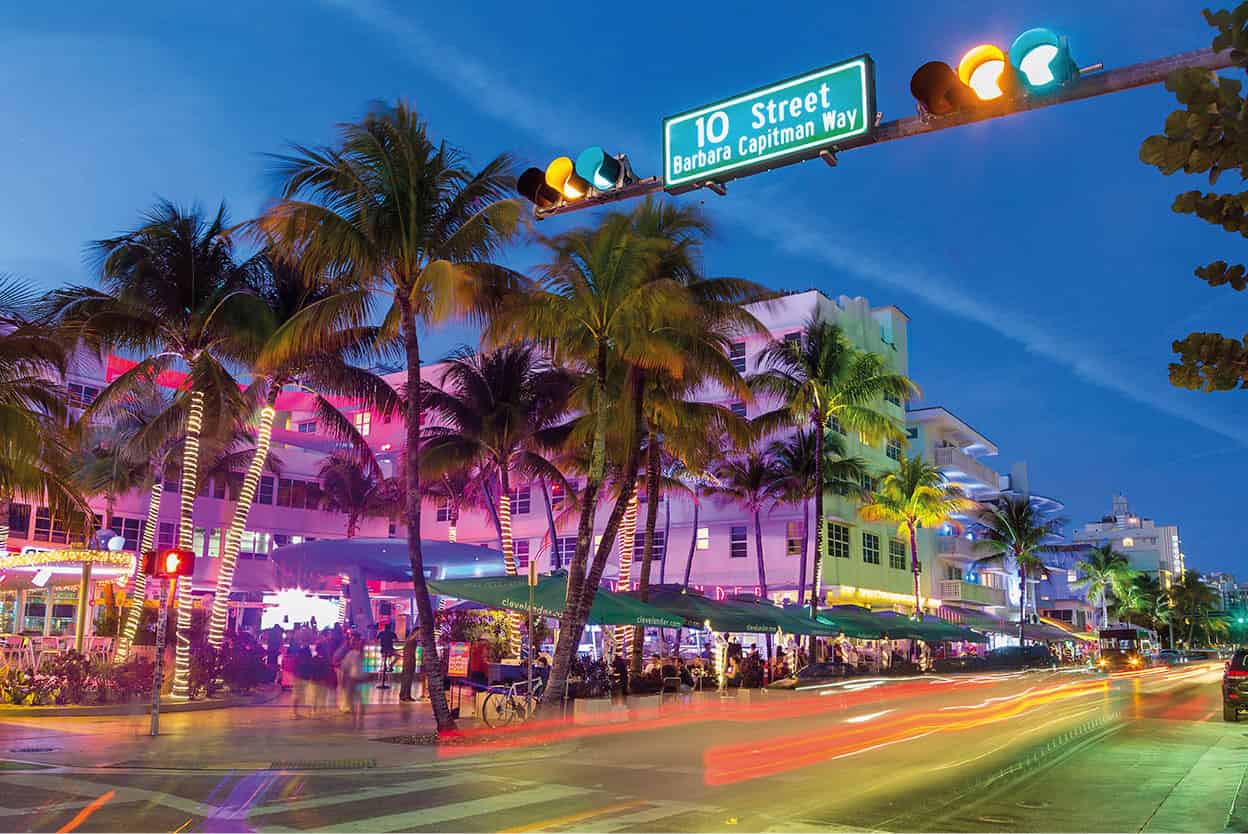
top-left (980, 644), bottom-right (1054, 669)
top-left (1223, 649), bottom-right (1248, 722)
top-left (1158, 649), bottom-right (1185, 665)
top-left (932, 654), bottom-right (987, 673)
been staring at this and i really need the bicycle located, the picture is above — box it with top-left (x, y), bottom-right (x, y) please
top-left (480, 677), bottom-right (545, 728)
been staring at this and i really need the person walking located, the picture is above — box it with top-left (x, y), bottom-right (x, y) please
top-left (264, 623), bottom-right (284, 670)
top-left (341, 635), bottom-right (367, 729)
top-left (291, 645), bottom-right (313, 718)
top-left (377, 621), bottom-right (397, 689)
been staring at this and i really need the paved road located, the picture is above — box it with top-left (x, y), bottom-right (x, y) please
top-left (0, 662), bottom-right (1243, 832)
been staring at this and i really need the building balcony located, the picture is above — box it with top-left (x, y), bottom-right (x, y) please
top-left (939, 579), bottom-right (1005, 607)
top-left (938, 536), bottom-right (980, 560)
top-left (933, 446), bottom-right (1000, 491)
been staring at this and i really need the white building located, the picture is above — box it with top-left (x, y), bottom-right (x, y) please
top-left (1074, 495), bottom-right (1185, 589)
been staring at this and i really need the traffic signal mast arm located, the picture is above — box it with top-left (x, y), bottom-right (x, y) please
top-left (534, 47), bottom-right (1233, 219)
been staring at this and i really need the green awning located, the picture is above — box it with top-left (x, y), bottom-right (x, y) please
top-left (817, 606), bottom-right (890, 639)
top-left (634, 589), bottom-right (777, 634)
top-left (427, 574), bottom-right (686, 628)
top-left (721, 598), bottom-right (841, 636)
top-left (871, 611), bottom-right (985, 642)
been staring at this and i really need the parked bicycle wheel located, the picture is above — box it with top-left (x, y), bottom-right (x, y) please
top-left (481, 691), bottom-right (519, 727)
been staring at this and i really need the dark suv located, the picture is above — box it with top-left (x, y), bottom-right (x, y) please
top-left (1223, 649), bottom-right (1248, 722)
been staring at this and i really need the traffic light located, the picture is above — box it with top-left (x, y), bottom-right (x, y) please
top-left (143, 548), bottom-right (195, 579)
top-left (1010, 29), bottom-right (1079, 91)
top-left (517, 148), bottom-right (636, 209)
top-left (910, 30), bottom-right (1077, 116)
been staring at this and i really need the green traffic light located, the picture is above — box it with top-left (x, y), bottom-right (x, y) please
top-left (1009, 28), bottom-right (1079, 91)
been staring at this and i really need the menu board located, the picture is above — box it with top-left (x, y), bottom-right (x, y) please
top-left (447, 641), bottom-right (470, 677)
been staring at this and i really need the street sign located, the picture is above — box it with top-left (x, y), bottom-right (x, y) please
top-left (663, 55), bottom-right (875, 189)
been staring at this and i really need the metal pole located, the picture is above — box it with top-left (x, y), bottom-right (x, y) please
top-left (536, 47), bottom-right (1236, 217)
top-left (150, 577), bottom-right (168, 737)
top-left (74, 562), bottom-right (92, 654)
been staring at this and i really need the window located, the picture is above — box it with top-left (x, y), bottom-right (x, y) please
top-left (1122, 537), bottom-right (1134, 547)
top-left (212, 477), bottom-right (227, 500)
top-left (696, 527), bottom-right (710, 551)
top-left (729, 526), bottom-right (748, 559)
top-left (258, 476), bottom-right (274, 505)
top-left (944, 564), bottom-right (963, 581)
top-left (509, 485), bottom-right (531, 515)
top-left (435, 497), bottom-right (450, 523)
top-left (514, 539), bottom-right (530, 570)
top-left (885, 394), bottom-right (901, 407)
top-left (632, 530), bottom-right (667, 562)
top-left (729, 341), bottom-right (747, 373)
top-left (290, 480), bottom-right (308, 511)
top-left (108, 516), bottom-right (142, 551)
top-left (730, 401), bottom-right (747, 418)
top-left (862, 531), bottom-right (880, 564)
top-left (555, 536), bottom-right (577, 569)
top-left (889, 540), bottom-right (906, 570)
top-left (67, 382), bottom-right (100, 409)
top-left (786, 520), bottom-right (804, 556)
top-left (277, 478), bottom-right (293, 507)
top-left (305, 482), bottom-right (322, 510)
top-left (886, 438), bottom-right (902, 461)
top-left (352, 411), bottom-right (372, 436)
top-left (240, 530), bottom-right (271, 560)
top-left (158, 523), bottom-right (176, 549)
top-left (33, 508), bottom-right (68, 544)
top-left (7, 503), bottom-right (31, 537)
top-left (193, 527), bottom-right (207, 558)
top-left (784, 331), bottom-right (802, 345)
top-left (549, 481), bottom-right (566, 509)
top-left (827, 523), bottom-right (850, 559)
top-left (828, 415), bottom-right (844, 434)
top-left (860, 473), bottom-right (875, 492)
top-left (297, 421), bottom-right (317, 433)
top-left (905, 426), bottom-right (919, 440)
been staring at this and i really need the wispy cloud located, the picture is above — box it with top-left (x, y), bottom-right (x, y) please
top-left (319, 0), bottom-right (1248, 448)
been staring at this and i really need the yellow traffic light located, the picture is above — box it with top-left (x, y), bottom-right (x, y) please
top-left (545, 157), bottom-right (589, 201)
top-left (957, 44), bottom-right (1009, 101)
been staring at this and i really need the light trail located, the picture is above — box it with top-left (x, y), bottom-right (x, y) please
top-left (54, 790), bottom-right (115, 833)
top-left (845, 709), bottom-right (894, 723)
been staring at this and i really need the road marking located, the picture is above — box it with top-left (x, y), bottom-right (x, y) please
top-left (257, 783), bottom-right (589, 833)
top-left (571, 800), bottom-right (714, 833)
top-left (0, 773), bottom-right (216, 817)
top-left (245, 774), bottom-right (479, 818)
top-left (844, 710), bottom-right (893, 724)
top-left (498, 800), bottom-right (647, 833)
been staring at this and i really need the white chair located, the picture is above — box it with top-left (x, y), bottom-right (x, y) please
top-left (88, 637), bottom-right (113, 665)
top-left (34, 636), bottom-right (62, 670)
top-left (1, 636), bottom-right (33, 672)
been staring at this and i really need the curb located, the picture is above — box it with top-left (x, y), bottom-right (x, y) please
top-left (0, 686), bottom-right (281, 717)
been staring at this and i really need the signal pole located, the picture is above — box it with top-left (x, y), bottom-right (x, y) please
top-left (535, 47), bottom-right (1234, 219)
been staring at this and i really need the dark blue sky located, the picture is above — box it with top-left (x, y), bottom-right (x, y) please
top-left (3, 1), bottom-right (1240, 573)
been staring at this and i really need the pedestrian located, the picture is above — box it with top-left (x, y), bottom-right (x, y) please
top-left (377, 621), bottom-right (397, 685)
top-left (311, 642), bottom-right (335, 715)
top-left (264, 623), bottom-right (284, 669)
top-left (611, 652), bottom-right (628, 699)
top-left (341, 635), bottom-right (368, 728)
top-left (399, 629), bottom-right (420, 702)
top-left (291, 645), bottom-right (313, 718)
top-left (333, 630), bottom-right (352, 712)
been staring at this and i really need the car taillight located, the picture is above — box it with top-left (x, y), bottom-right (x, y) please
top-left (1227, 670), bottom-right (1248, 678)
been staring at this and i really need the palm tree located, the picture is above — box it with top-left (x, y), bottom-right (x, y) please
top-left (973, 497), bottom-right (1067, 650)
top-left (0, 276), bottom-right (86, 555)
top-left (859, 454), bottom-right (973, 616)
top-left (42, 201), bottom-right (265, 698)
top-left (319, 452), bottom-right (401, 538)
top-left (1171, 569), bottom-right (1221, 648)
top-left (751, 317), bottom-right (917, 617)
top-left (486, 212), bottom-right (703, 704)
top-left (423, 465), bottom-right (491, 545)
top-left (259, 103), bottom-right (522, 730)
top-left (1072, 544), bottom-right (1134, 629)
top-left (768, 428), bottom-right (865, 606)
top-left (205, 253), bottom-right (400, 648)
top-left (712, 444), bottom-right (785, 598)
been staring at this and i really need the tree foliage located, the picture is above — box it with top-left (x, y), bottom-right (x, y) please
top-left (1140, 3), bottom-right (1248, 389)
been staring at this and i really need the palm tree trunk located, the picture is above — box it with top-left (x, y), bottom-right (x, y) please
top-left (809, 415), bottom-right (825, 621)
top-left (448, 500), bottom-right (458, 544)
top-left (796, 499), bottom-right (809, 606)
top-left (753, 507), bottom-right (768, 596)
top-left (908, 521), bottom-right (921, 616)
top-left (1017, 563), bottom-right (1027, 653)
top-left (659, 494), bottom-right (671, 586)
top-left (631, 434), bottom-right (662, 676)
top-left (347, 514), bottom-right (359, 539)
top-left (0, 496), bottom-right (9, 555)
top-left (683, 498), bottom-right (700, 589)
top-left (398, 307), bottom-right (454, 731)
top-left (115, 479), bottom-right (162, 663)
top-left (498, 466), bottom-right (524, 658)
top-left (1101, 590), bottom-right (1109, 629)
top-left (540, 477), bottom-right (559, 568)
top-left (544, 363), bottom-right (642, 708)
top-left (208, 386), bottom-right (279, 648)
top-left (171, 389), bottom-right (204, 699)
top-left (616, 493), bottom-right (638, 665)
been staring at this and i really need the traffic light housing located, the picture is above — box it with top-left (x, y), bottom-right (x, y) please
top-left (143, 548), bottom-right (195, 579)
top-left (911, 29), bottom-right (1077, 116)
top-left (517, 148), bottom-right (636, 210)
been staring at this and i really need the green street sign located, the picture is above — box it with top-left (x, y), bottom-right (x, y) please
top-left (663, 56), bottom-right (875, 189)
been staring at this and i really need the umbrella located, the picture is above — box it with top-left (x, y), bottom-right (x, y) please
top-left (816, 606), bottom-right (889, 639)
top-left (724, 597), bottom-right (841, 637)
top-left (873, 610), bottom-right (985, 643)
top-left (427, 573), bottom-right (687, 628)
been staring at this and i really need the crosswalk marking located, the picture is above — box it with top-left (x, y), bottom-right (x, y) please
top-left (245, 774), bottom-right (481, 818)
top-left (0, 773), bottom-right (216, 817)
top-left (257, 783), bottom-right (589, 833)
top-left (569, 801), bottom-right (713, 833)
